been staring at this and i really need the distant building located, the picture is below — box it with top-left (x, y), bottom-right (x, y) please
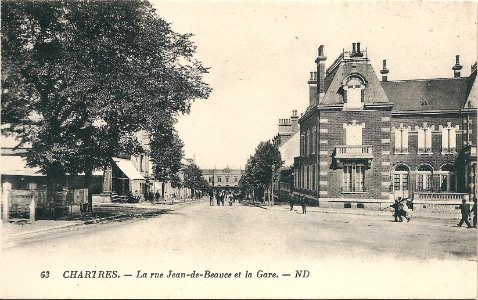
top-left (293, 42), bottom-right (476, 209)
top-left (202, 167), bottom-right (244, 193)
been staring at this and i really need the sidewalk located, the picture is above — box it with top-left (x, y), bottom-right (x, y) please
top-left (1, 198), bottom-right (205, 248)
top-left (245, 201), bottom-right (462, 220)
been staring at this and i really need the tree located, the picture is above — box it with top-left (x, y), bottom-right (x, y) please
top-left (183, 163), bottom-right (208, 198)
top-left (150, 127), bottom-right (184, 199)
top-left (1, 0), bottom-right (211, 211)
top-left (241, 141), bottom-right (282, 202)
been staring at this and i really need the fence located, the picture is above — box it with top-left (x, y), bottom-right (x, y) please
top-left (2, 188), bottom-right (88, 218)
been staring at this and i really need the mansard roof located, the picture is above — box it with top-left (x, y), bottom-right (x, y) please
top-left (381, 77), bottom-right (471, 111)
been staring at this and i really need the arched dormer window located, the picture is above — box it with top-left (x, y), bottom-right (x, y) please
top-left (342, 74), bottom-right (367, 109)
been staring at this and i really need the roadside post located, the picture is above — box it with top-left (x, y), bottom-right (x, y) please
top-left (2, 182), bottom-right (11, 223)
top-left (29, 198), bottom-right (36, 224)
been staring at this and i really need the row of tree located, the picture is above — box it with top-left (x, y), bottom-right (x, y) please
top-left (239, 141), bottom-right (282, 202)
top-left (1, 0), bottom-right (211, 210)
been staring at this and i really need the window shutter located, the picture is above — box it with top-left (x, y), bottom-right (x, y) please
top-left (425, 129), bottom-right (432, 152)
top-left (450, 127), bottom-right (456, 151)
top-left (402, 129), bottom-right (409, 153)
top-left (394, 129), bottom-right (402, 152)
top-left (441, 128), bottom-right (448, 152)
top-left (417, 129), bottom-right (425, 151)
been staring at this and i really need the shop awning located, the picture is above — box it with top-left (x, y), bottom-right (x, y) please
top-left (113, 157), bottom-right (145, 180)
top-left (0, 155), bottom-right (44, 176)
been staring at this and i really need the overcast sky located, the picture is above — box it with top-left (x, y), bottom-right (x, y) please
top-left (151, 1), bottom-right (477, 169)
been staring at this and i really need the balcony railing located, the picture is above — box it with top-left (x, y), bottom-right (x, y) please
top-left (335, 145), bottom-right (373, 159)
top-left (414, 192), bottom-right (466, 201)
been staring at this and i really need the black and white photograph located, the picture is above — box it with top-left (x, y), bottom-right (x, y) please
top-left (1, 0), bottom-right (477, 298)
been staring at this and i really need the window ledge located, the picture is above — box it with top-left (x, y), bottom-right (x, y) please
top-left (441, 152), bottom-right (457, 155)
top-left (417, 152), bottom-right (433, 155)
top-left (394, 152), bottom-right (410, 155)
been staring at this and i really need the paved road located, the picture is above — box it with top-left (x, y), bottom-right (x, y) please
top-left (1, 200), bottom-right (476, 298)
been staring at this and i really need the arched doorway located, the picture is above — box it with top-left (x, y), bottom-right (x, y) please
top-left (416, 164), bottom-right (433, 192)
top-left (393, 164), bottom-right (410, 199)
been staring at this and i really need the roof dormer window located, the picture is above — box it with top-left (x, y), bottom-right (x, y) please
top-left (342, 75), bottom-right (366, 110)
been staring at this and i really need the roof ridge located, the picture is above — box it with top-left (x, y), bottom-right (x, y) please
top-left (382, 77), bottom-right (468, 83)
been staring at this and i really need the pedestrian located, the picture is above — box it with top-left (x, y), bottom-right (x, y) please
top-left (155, 190), bottom-right (160, 204)
top-left (390, 199), bottom-right (400, 222)
top-left (209, 190), bottom-right (214, 206)
top-left (216, 191), bottom-right (221, 206)
top-left (289, 193), bottom-right (294, 211)
top-left (472, 197), bottom-right (477, 228)
top-left (220, 190), bottom-right (225, 206)
top-left (398, 199), bottom-right (411, 222)
top-left (457, 198), bottom-right (472, 228)
top-left (301, 196), bottom-right (307, 214)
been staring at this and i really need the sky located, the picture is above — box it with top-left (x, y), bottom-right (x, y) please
top-left (150, 1), bottom-right (477, 169)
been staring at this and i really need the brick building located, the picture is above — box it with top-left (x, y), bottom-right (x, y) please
top-left (293, 43), bottom-right (477, 210)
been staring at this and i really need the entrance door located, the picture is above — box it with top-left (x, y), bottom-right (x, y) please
top-left (393, 165), bottom-right (410, 199)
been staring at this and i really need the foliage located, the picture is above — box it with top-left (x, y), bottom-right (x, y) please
top-left (241, 141), bottom-right (282, 196)
top-left (1, 0), bottom-right (211, 209)
top-left (150, 127), bottom-right (184, 183)
top-left (183, 163), bottom-right (209, 192)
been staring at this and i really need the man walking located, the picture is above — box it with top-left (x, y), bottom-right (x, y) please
top-left (472, 197), bottom-right (477, 228)
top-left (390, 199), bottom-right (400, 222)
top-left (209, 190), bottom-right (214, 206)
top-left (457, 198), bottom-right (472, 228)
top-left (301, 196), bottom-right (307, 214)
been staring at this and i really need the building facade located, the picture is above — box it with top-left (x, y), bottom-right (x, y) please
top-left (202, 167), bottom-right (244, 193)
top-left (294, 43), bottom-right (477, 209)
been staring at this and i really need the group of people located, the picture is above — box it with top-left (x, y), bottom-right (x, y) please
top-left (389, 197), bottom-right (411, 222)
top-left (389, 195), bottom-right (477, 228)
top-left (209, 190), bottom-right (235, 206)
top-left (286, 192), bottom-right (477, 228)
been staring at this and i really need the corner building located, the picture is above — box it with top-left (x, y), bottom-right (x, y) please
top-left (294, 43), bottom-right (477, 210)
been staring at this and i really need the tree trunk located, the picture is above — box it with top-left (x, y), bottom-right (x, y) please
top-left (161, 182), bottom-right (165, 199)
top-left (46, 169), bottom-right (57, 218)
top-left (85, 164), bottom-right (93, 212)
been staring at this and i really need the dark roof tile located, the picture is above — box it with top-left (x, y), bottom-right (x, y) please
top-left (381, 78), bottom-right (469, 111)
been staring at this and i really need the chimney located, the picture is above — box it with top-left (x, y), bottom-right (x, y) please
top-left (314, 45), bottom-right (327, 104)
top-left (452, 55), bottom-right (463, 78)
top-left (380, 59), bottom-right (389, 82)
top-left (352, 43), bottom-right (356, 55)
top-left (290, 110), bottom-right (299, 133)
top-left (308, 71), bottom-right (317, 106)
top-left (356, 42), bottom-right (361, 54)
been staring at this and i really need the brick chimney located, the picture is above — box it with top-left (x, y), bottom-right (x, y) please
top-left (290, 110), bottom-right (299, 133)
top-left (452, 55), bottom-right (463, 78)
top-left (380, 59), bottom-right (389, 82)
top-left (314, 45), bottom-right (327, 103)
top-left (307, 71), bottom-right (317, 106)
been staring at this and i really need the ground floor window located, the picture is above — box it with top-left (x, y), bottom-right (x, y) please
top-left (440, 174), bottom-right (456, 192)
top-left (416, 173), bottom-right (432, 191)
top-left (416, 165), bottom-right (433, 192)
top-left (342, 163), bottom-right (365, 192)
